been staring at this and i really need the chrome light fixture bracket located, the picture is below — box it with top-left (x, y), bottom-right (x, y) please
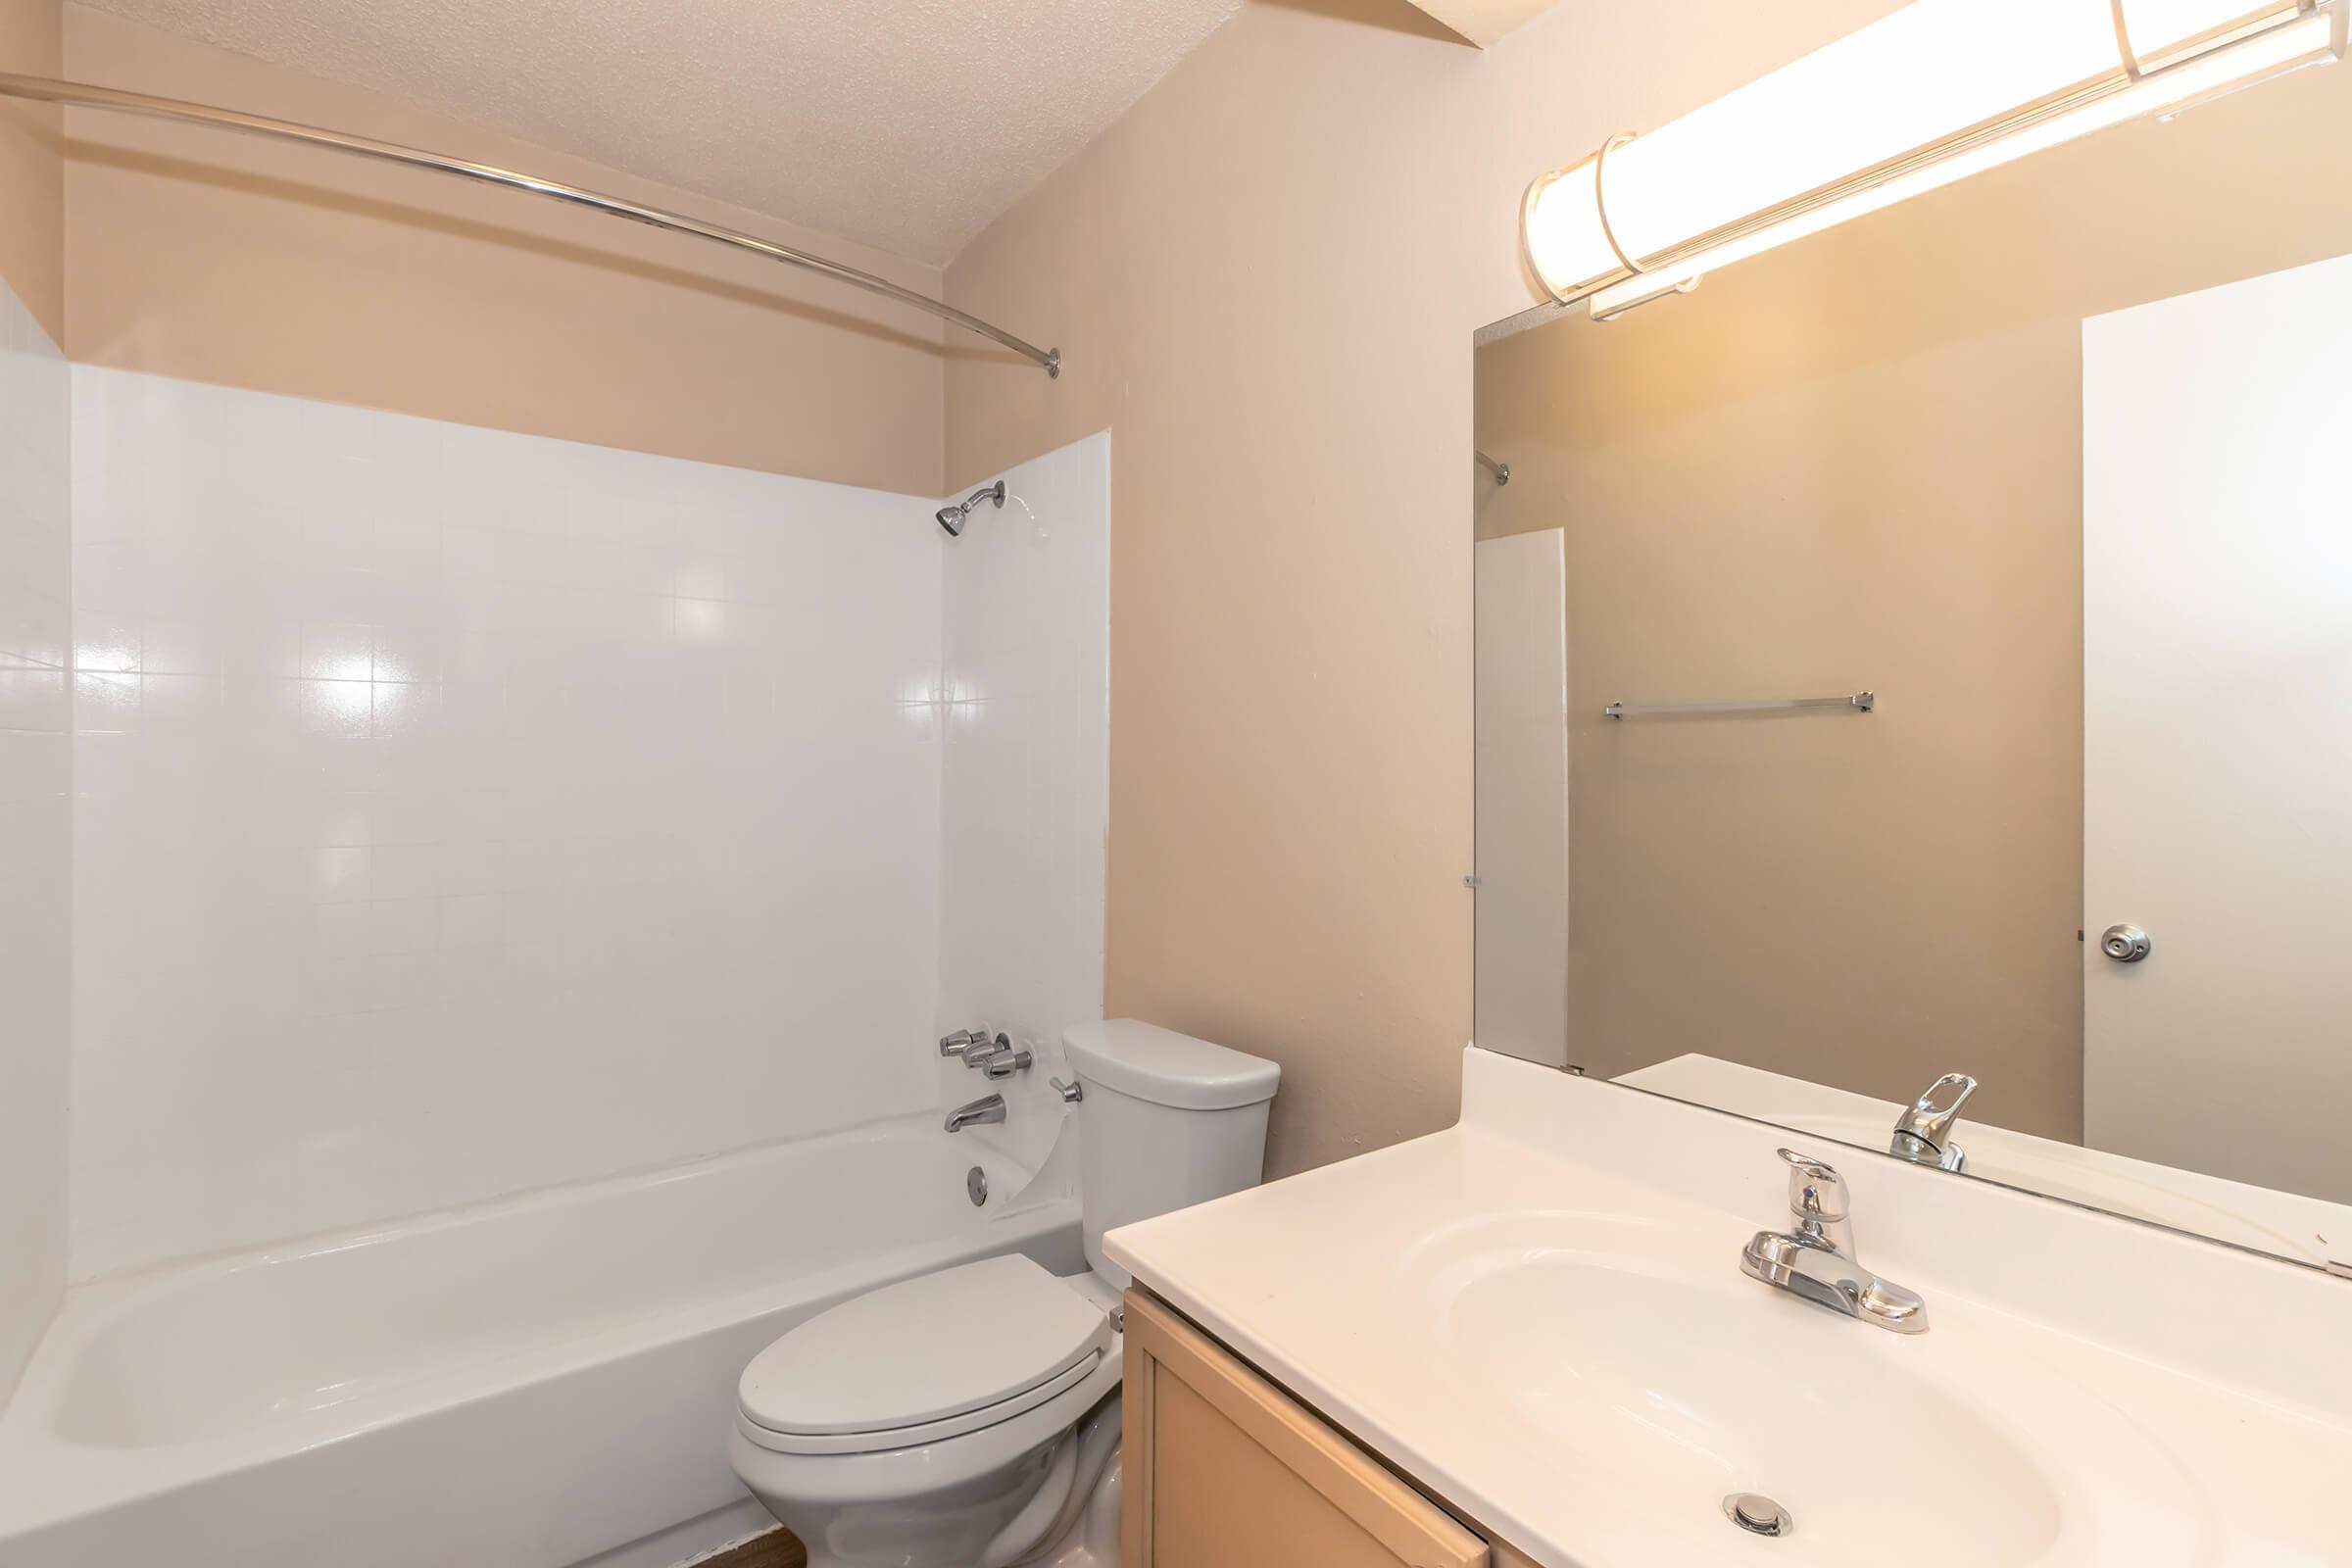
top-left (2113, 0), bottom-right (2150, 80)
top-left (1519, 167), bottom-right (1576, 309)
top-left (1521, 129), bottom-right (1702, 319)
top-left (1592, 132), bottom-right (1649, 278)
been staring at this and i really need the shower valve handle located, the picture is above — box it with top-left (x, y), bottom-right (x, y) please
top-left (977, 1048), bottom-right (1035, 1081)
top-left (959, 1032), bottom-right (1015, 1069)
top-left (939, 1028), bottom-right (992, 1057)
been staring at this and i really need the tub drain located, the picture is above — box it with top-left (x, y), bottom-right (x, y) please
top-left (1723, 1494), bottom-right (1792, 1539)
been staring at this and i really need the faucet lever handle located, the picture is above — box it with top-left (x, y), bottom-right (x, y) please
top-left (977, 1047), bottom-right (1034, 1080)
top-left (939, 1028), bottom-right (988, 1057)
top-left (1896, 1072), bottom-right (1978, 1147)
top-left (1777, 1148), bottom-right (1848, 1224)
top-left (961, 1032), bottom-right (1014, 1070)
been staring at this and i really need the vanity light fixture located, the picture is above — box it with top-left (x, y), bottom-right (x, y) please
top-left (1523, 0), bottom-right (2346, 319)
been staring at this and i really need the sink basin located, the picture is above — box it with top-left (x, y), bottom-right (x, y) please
top-left (1107, 1053), bottom-right (2352, 1568)
top-left (1403, 1214), bottom-right (2205, 1566)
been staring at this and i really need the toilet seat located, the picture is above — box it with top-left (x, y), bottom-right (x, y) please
top-left (737, 1254), bottom-right (1113, 1457)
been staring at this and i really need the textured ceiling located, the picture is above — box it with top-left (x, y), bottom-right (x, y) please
top-left (75, 0), bottom-right (1243, 264)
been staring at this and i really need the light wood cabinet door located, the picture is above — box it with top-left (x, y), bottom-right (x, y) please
top-left (1121, 1290), bottom-right (1490, 1568)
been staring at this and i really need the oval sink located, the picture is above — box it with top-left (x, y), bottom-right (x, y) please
top-left (1402, 1214), bottom-right (2205, 1566)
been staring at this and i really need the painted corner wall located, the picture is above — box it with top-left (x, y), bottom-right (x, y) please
top-left (940, 0), bottom-right (1905, 1176)
top-left (61, 3), bottom-right (947, 498)
top-left (0, 0), bottom-right (68, 1403)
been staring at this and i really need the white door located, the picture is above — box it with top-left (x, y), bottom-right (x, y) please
top-left (2082, 252), bottom-right (2352, 1203)
top-left (1475, 529), bottom-right (1569, 1067)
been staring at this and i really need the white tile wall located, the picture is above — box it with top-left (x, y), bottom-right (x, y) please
top-left (935, 434), bottom-right (1111, 1162)
top-left (69, 369), bottom-right (949, 1275)
top-left (0, 278), bottom-right (72, 1396)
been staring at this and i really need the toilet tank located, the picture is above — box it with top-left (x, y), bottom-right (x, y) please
top-left (1061, 1020), bottom-right (1280, 1287)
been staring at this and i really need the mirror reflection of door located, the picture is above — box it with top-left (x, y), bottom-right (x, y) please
top-left (1474, 529), bottom-right (1568, 1068)
top-left (2082, 252), bottom-right (2352, 1205)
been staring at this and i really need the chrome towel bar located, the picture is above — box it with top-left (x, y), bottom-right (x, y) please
top-left (1604, 692), bottom-right (1875, 720)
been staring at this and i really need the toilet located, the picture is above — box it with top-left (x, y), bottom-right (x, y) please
top-left (727, 1020), bottom-right (1280, 1568)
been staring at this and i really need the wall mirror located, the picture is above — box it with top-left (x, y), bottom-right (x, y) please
top-left (1472, 29), bottom-right (2352, 1274)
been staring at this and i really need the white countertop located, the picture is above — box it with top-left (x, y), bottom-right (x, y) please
top-left (1105, 1049), bottom-right (2352, 1568)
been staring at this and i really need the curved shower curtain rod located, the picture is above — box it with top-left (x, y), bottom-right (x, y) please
top-left (0, 72), bottom-right (1062, 377)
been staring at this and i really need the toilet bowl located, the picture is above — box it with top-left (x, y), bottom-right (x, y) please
top-left (729, 1256), bottom-right (1125, 1568)
top-left (729, 1021), bottom-right (1279, 1568)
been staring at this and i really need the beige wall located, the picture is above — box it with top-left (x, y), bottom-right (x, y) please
top-left (941, 0), bottom-right (1907, 1175)
top-left (62, 5), bottom-right (946, 495)
top-left (0, 0), bottom-right (63, 340)
top-left (1471, 52), bottom-right (2352, 1144)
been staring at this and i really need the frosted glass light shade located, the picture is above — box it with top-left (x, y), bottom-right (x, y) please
top-left (1523, 0), bottom-right (2341, 314)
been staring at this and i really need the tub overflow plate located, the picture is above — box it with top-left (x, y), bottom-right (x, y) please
top-left (966, 1165), bottom-right (988, 1206)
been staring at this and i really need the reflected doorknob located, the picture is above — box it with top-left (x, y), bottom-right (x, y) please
top-left (2099, 924), bottom-right (2152, 963)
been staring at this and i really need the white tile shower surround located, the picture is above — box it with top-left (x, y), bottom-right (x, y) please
top-left (936, 432), bottom-right (1111, 1170)
top-left (0, 277), bottom-right (73, 1401)
top-left (67, 368), bottom-right (1110, 1277)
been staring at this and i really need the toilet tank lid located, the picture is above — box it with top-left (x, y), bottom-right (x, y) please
top-left (1062, 1020), bottom-right (1280, 1110)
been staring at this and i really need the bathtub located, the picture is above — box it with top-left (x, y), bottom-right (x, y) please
top-left (0, 1115), bottom-right (1080, 1568)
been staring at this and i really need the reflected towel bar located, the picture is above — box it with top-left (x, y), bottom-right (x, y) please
top-left (1604, 692), bottom-right (1875, 719)
top-left (0, 72), bottom-right (1062, 377)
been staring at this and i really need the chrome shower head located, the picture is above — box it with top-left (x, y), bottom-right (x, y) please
top-left (937, 480), bottom-right (1006, 537)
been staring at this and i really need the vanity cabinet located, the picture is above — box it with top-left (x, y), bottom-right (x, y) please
top-left (1121, 1290), bottom-right (1536, 1568)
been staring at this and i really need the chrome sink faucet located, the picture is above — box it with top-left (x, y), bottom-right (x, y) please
top-left (1890, 1072), bottom-right (1977, 1172)
top-left (1741, 1149), bottom-right (1929, 1333)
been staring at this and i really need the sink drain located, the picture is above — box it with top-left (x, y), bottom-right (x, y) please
top-left (1724, 1494), bottom-right (1792, 1539)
